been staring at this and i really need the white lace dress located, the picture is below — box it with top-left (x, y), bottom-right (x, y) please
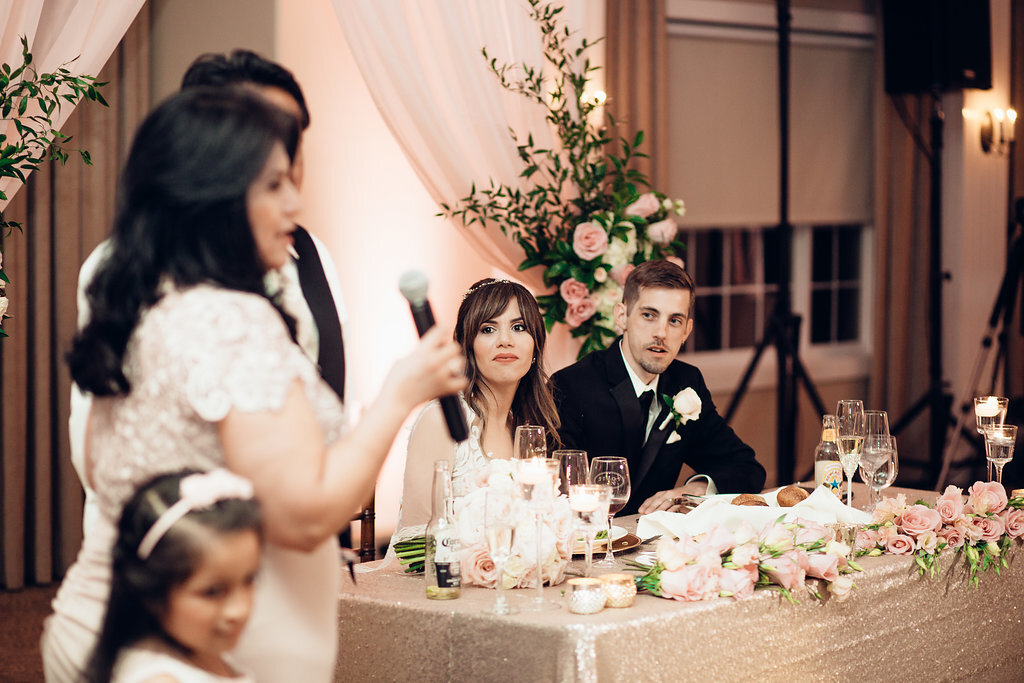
top-left (42, 285), bottom-right (346, 683)
top-left (112, 639), bottom-right (254, 683)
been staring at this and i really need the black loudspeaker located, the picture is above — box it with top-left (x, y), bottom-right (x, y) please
top-left (882, 0), bottom-right (992, 95)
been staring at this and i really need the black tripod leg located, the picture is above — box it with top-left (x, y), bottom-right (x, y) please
top-left (724, 326), bottom-right (774, 423)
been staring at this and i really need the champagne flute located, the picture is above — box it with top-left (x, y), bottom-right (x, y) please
top-left (514, 425), bottom-right (547, 460)
top-left (484, 490), bottom-right (519, 615)
top-left (569, 484), bottom-right (611, 578)
top-left (860, 435), bottom-right (899, 502)
top-left (858, 410), bottom-right (890, 511)
top-left (517, 458), bottom-right (559, 610)
top-left (984, 424), bottom-right (1017, 485)
top-left (589, 456), bottom-right (631, 567)
top-left (836, 400), bottom-right (865, 507)
top-left (974, 396), bottom-right (1008, 480)
top-left (554, 449), bottom-right (589, 496)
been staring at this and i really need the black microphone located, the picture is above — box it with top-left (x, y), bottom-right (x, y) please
top-left (398, 270), bottom-right (469, 443)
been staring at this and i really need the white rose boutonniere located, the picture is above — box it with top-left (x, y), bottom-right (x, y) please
top-left (658, 387), bottom-right (702, 433)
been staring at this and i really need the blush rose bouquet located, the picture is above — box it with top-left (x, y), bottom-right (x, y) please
top-left (439, 0), bottom-right (685, 358)
top-left (854, 482), bottom-right (1024, 586)
top-left (628, 516), bottom-right (862, 604)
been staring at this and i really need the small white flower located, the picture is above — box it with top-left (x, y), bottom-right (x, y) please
top-left (593, 267), bottom-right (608, 283)
top-left (0, 296), bottom-right (8, 319)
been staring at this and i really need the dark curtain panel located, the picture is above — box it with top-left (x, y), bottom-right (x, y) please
top-left (604, 0), bottom-right (668, 190)
top-left (0, 11), bottom-right (150, 590)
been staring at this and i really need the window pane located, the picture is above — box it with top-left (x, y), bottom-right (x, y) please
top-left (728, 293), bottom-right (758, 347)
top-left (837, 287), bottom-right (860, 340)
top-left (695, 231), bottom-right (723, 287)
top-left (730, 231), bottom-right (756, 285)
top-left (692, 295), bottom-right (722, 352)
top-left (812, 227), bottom-right (833, 282)
top-left (811, 289), bottom-right (832, 343)
top-left (837, 226), bottom-right (861, 281)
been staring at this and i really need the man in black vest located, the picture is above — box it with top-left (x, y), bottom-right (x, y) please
top-left (552, 260), bottom-right (764, 516)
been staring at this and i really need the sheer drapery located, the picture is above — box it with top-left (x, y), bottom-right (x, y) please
top-left (0, 6), bottom-right (147, 590)
top-left (331, 0), bottom-right (593, 290)
top-left (605, 0), bottom-right (667, 190)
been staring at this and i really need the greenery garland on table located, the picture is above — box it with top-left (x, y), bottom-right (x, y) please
top-left (440, 0), bottom-right (686, 358)
top-left (0, 36), bottom-right (107, 337)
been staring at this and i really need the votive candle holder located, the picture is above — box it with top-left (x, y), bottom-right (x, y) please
top-left (600, 573), bottom-right (637, 608)
top-left (567, 577), bottom-right (606, 614)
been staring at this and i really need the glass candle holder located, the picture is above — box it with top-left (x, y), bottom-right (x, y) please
top-left (567, 577), bottom-right (606, 614)
top-left (600, 573), bottom-right (637, 608)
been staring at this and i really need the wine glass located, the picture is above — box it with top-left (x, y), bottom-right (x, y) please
top-left (860, 435), bottom-right (899, 504)
top-left (974, 396), bottom-right (1008, 480)
top-left (836, 400), bottom-right (865, 507)
top-left (484, 490), bottom-right (519, 615)
top-left (984, 424), bottom-right (1017, 485)
top-left (554, 449), bottom-right (589, 496)
top-left (858, 410), bottom-right (890, 511)
top-left (517, 458), bottom-right (559, 611)
top-left (589, 456), bottom-right (631, 567)
top-left (569, 484), bottom-right (611, 578)
top-left (514, 425), bottom-right (547, 460)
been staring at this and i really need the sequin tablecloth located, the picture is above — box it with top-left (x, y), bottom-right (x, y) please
top-left (335, 486), bottom-right (1024, 682)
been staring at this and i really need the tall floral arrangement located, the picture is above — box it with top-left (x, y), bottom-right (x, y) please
top-left (440, 0), bottom-right (686, 358)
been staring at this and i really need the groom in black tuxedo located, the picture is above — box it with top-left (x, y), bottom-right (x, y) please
top-left (552, 260), bottom-right (764, 516)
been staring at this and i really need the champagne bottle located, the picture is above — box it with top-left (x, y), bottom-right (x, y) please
top-left (425, 460), bottom-right (461, 599)
top-left (814, 414), bottom-right (843, 497)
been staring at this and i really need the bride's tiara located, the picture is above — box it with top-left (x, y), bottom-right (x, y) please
top-left (462, 278), bottom-right (513, 300)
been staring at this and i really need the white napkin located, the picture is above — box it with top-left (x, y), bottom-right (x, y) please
top-left (636, 485), bottom-right (872, 540)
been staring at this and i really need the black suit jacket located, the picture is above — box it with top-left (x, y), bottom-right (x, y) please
top-left (551, 340), bottom-right (765, 515)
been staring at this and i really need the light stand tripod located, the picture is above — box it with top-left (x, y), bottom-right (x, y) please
top-left (722, 0), bottom-right (827, 485)
top-left (935, 202), bottom-right (1024, 488)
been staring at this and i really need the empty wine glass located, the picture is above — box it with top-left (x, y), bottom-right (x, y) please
top-left (589, 456), bottom-right (631, 567)
top-left (569, 484), bottom-right (611, 578)
top-left (484, 490), bottom-right (519, 615)
top-left (836, 400), bottom-right (865, 507)
top-left (975, 396), bottom-right (1008, 480)
top-left (860, 433), bottom-right (897, 511)
top-left (514, 425), bottom-right (547, 460)
top-left (984, 424), bottom-right (1017, 486)
top-left (858, 411), bottom-right (890, 511)
top-left (554, 449), bottom-right (589, 496)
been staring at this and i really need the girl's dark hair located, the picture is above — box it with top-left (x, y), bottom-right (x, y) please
top-left (455, 279), bottom-right (561, 446)
top-left (84, 469), bottom-right (262, 683)
top-left (67, 86), bottom-right (299, 396)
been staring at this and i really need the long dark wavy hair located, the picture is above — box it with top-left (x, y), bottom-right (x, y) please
top-left (67, 86), bottom-right (299, 396)
top-left (83, 470), bottom-right (262, 683)
top-left (455, 279), bottom-right (560, 446)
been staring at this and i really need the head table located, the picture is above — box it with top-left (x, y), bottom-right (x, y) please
top-left (335, 484), bottom-right (1024, 682)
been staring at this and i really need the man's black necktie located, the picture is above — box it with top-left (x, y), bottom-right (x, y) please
top-left (639, 390), bottom-right (655, 436)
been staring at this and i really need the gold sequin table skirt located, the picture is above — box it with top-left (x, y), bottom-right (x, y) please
top-left (335, 490), bottom-right (1024, 682)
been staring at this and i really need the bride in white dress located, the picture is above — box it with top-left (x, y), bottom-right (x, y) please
top-left (392, 278), bottom-right (562, 541)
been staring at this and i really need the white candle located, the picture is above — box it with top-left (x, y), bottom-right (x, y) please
top-left (570, 492), bottom-right (599, 512)
top-left (518, 458), bottom-right (550, 485)
top-left (976, 397), bottom-right (1001, 417)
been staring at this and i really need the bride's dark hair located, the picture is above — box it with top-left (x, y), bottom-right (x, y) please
top-left (67, 86), bottom-right (299, 396)
top-left (455, 279), bottom-right (561, 446)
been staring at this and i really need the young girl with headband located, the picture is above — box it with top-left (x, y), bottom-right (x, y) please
top-left (84, 469), bottom-right (261, 682)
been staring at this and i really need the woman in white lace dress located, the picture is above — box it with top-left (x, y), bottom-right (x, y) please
top-left (393, 279), bottom-right (561, 539)
top-left (42, 87), bottom-right (466, 682)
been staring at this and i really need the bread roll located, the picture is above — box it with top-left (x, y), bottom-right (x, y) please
top-left (731, 493), bottom-right (768, 507)
top-left (777, 485), bottom-right (810, 507)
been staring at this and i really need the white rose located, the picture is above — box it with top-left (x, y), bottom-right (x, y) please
top-left (0, 296), bottom-right (8, 319)
top-left (602, 231), bottom-right (637, 268)
top-left (672, 387), bottom-right (702, 423)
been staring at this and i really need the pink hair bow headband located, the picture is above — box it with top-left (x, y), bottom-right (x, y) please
top-left (137, 468), bottom-right (255, 559)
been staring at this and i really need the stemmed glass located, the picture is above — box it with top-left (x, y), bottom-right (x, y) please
top-left (554, 449), bottom-right (589, 496)
top-left (484, 489), bottom-right (519, 615)
top-left (517, 456), bottom-right (560, 610)
top-left (589, 456), bottom-right (631, 567)
top-left (984, 424), bottom-right (1017, 485)
top-left (974, 396), bottom-right (1008, 480)
top-left (568, 484), bottom-right (611, 578)
top-left (514, 425), bottom-right (547, 460)
top-left (836, 400), bottom-right (865, 507)
top-left (858, 410), bottom-right (890, 512)
top-left (860, 435), bottom-right (899, 504)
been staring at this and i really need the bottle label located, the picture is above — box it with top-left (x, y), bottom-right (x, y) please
top-left (815, 461), bottom-right (843, 496)
top-left (434, 562), bottom-right (460, 588)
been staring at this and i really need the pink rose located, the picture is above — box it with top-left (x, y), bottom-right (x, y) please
top-left (975, 514), bottom-right (1006, 542)
top-left (657, 534), bottom-right (700, 571)
top-left (968, 481), bottom-right (1008, 515)
top-left (884, 533), bottom-right (915, 555)
top-left (609, 263), bottom-right (635, 286)
top-left (759, 521), bottom-right (796, 553)
top-left (914, 530), bottom-right (940, 555)
top-left (665, 256), bottom-right (686, 271)
top-left (729, 542), bottom-right (761, 568)
top-left (939, 525), bottom-right (965, 550)
top-left (559, 277), bottom-right (589, 304)
top-left (646, 218), bottom-right (678, 245)
top-left (564, 297), bottom-right (597, 328)
top-left (955, 515), bottom-right (984, 543)
top-left (700, 524), bottom-right (737, 556)
top-left (898, 504), bottom-right (942, 537)
top-left (1000, 508), bottom-right (1024, 538)
top-left (794, 519), bottom-right (830, 548)
top-left (828, 574), bottom-right (855, 602)
top-left (935, 486), bottom-right (965, 524)
top-left (805, 552), bottom-right (840, 583)
top-left (624, 192), bottom-right (660, 218)
top-left (460, 544), bottom-right (498, 588)
top-left (659, 563), bottom-right (721, 602)
top-left (761, 550), bottom-right (806, 591)
top-left (718, 565), bottom-right (758, 600)
top-left (855, 527), bottom-right (880, 552)
top-left (872, 493), bottom-right (907, 524)
top-left (572, 222), bottom-right (609, 261)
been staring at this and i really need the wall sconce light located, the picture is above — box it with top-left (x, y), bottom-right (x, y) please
top-left (980, 107), bottom-right (1016, 155)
